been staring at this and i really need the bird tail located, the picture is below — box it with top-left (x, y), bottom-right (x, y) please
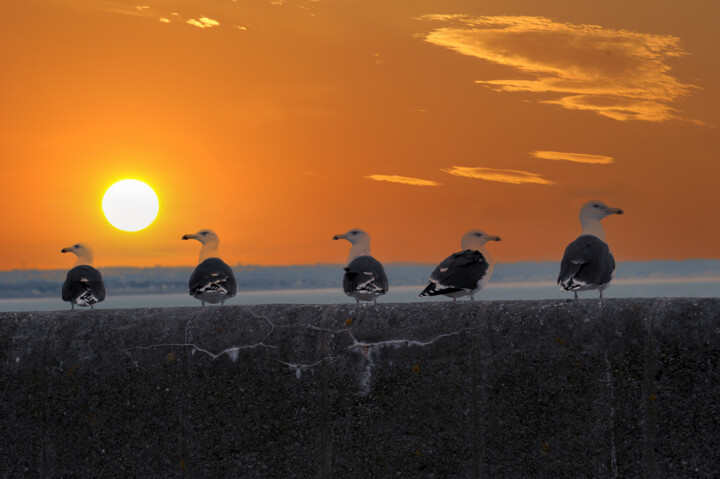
top-left (419, 282), bottom-right (436, 298)
top-left (77, 289), bottom-right (99, 306)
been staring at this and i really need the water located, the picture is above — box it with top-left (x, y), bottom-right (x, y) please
top-left (0, 278), bottom-right (718, 312)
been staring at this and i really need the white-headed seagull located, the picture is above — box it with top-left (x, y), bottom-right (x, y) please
top-left (558, 200), bottom-right (624, 299)
top-left (333, 229), bottom-right (388, 304)
top-left (419, 230), bottom-right (501, 301)
top-left (61, 243), bottom-right (106, 310)
top-left (182, 229), bottom-right (237, 306)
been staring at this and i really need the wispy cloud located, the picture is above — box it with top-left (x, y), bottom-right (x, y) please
top-left (365, 175), bottom-right (442, 186)
top-left (81, 3), bottom-right (227, 30)
top-left (532, 150), bottom-right (614, 165)
top-left (421, 15), bottom-right (699, 123)
top-left (442, 166), bottom-right (554, 185)
top-left (187, 17), bottom-right (220, 29)
top-left (75, 1), bottom-right (151, 17)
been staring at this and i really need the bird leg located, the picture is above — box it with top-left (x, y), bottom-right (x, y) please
top-left (71, 303), bottom-right (74, 310)
top-left (599, 290), bottom-right (604, 299)
top-left (91, 304), bottom-right (94, 310)
top-left (574, 291), bottom-right (578, 300)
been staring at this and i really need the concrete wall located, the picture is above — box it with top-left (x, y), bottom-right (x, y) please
top-left (1, 298), bottom-right (719, 478)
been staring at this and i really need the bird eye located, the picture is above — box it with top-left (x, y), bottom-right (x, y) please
top-left (593, 204), bottom-right (600, 208)
top-left (475, 233), bottom-right (482, 237)
top-left (74, 244), bottom-right (80, 248)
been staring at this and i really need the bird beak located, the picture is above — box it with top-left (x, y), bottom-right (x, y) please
top-left (608, 207), bottom-right (624, 215)
top-left (182, 234), bottom-right (194, 240)
top-left (332, 234), bottom-right (345, 241)
top-left (488, 236), bottom-right (502, 242)
top-left (61, 247), bottom-right (70, 253)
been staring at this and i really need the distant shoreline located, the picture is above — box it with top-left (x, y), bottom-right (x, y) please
top-left (2, 276), bottom-right (719, 301)
top-left (2, 260), bottom-right (719, 300)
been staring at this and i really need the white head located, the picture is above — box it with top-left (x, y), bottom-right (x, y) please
top-left (460, 230), bottom-right (502, 251)
top-left (182, 229), bottom-right (220, 245)
top-left (333, 228), bottom-right (372, 262)
top-left (332, 228), bottom-right (370, 245)
top-left (61, 243), bottom-right (94, 266)
top-left (579, 200), bottom-right (624, 222)
top-left (577, 200), bottom-right (623, 241)
top-left (182, 229), bottom-right (220, 262)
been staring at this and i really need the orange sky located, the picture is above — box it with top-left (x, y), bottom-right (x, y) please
top-left (1, 0), bottom-right (719, 269)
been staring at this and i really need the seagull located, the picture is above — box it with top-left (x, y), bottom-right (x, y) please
top-left (419, 230), bottom-right (501, 301)
top-left (558, 200), bottom-right (624, 299)
top-left (61, 243), bottom-right (106, 310)
top-left (182, 229), bottom-right (237, 306)
top-left (332, 229), bottom-right (388, 304)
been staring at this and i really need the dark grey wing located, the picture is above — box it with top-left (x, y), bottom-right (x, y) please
top-left (420, 249), bottom-right (488, 297)
top-left (558, 235), bottom-right (615, 290)
top-left (189, 258), bottom-right (238, 297)
top-left (62, 265), bottom-right (106, 305)
top-left (343, 255), bottom-right (389, 295)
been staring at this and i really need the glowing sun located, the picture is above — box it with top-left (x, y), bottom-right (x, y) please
top-left (102, 179), bottom-right (159, 232)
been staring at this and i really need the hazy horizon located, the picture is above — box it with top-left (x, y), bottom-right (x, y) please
top-left (3, 258), bottom-right (720, 274)
top-left (2, 259), bottom-right (719, 300)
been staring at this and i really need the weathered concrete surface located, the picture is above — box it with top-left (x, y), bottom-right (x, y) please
top-left (1, 299), bottom-right (719, 478)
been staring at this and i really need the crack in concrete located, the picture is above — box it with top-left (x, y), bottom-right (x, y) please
top-left (124, 310), bottom-right (476, 392)
top-left (599, 299), bottom-right (619, 478)
top-left (347, 327), bottom-right (476, 351)
top-left (248, 310), bottom-right (353, 337)
top-left (642, 299), bottom-right (663, 479)
top-left (347, 327), bottom-right (477, 394)
top-left (123, 342), bottom-right (277, 361)
top-left (602, 350), bottom-right (618, 478)
top-left (271, 357), bottom-right (341, 379)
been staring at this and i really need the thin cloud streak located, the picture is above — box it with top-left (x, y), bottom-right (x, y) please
top-left (442, 166), bottom-right (554, 185)
top-left (75, 1), bottom-right (151, 18)
top-left (80, 3), bottom-right (228, 30)
top-left (365, 175), bottom-right (442, 186)
top-left (421, 15), bottom-right (699, 123)
top-left (187, 17), bottom-right (220, 29)
top-left (532, 150), bottom-right (614, 165)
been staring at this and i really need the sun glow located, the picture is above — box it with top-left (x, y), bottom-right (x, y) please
top-left (102, 180), bottom-right (159, 232)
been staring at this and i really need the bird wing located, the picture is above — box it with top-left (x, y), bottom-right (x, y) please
top-left (558, 235), bottom-right (615, 290)
top-left (420, 249), bottom-right (488, 296)
top-left (189, 258), bottom-right (238, 297)
top-left (62, 265), bottom-right (106, 304)
top-left (343, 256), bottom-right (389, 294)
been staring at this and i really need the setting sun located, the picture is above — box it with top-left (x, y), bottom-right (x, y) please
top-left (102, 180), bottom-right (159, 232)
